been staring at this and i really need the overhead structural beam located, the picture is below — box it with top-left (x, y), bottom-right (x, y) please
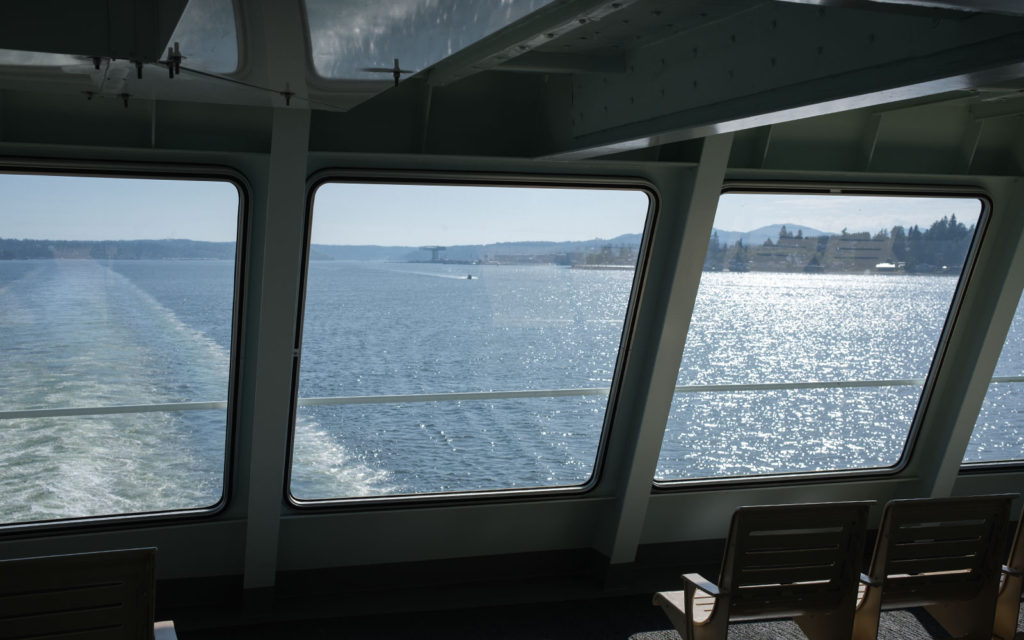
top-left (860, 113), bottom-right (883, 171)
top-left (0, 0), bottom-right (187, 62)
top-left (777, 0), bottom-right (1024, 18)
top-left (426, 0), bottom-right (642, 87)
top-left (541, 3), bottom-right (1024, 159)
top-left (970, 94), bottom-right (1024, 121)
top-left (495, 51), bottom-right (627, 75)
top-left (959, 118), bottom-right (984, 173)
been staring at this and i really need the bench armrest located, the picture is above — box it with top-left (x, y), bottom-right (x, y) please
top-left (154, 620), bottom-right (178, 640)
top-left (682, 572), bottom-right (722, 596)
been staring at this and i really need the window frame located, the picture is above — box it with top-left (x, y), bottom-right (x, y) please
top-left (960, 288), bottom-right (1024, 472)
top-left (299, 0), bottom-right (404, 92)
top-left (0, 159), bottom-right (249, 534)
top-left (218, 0), bottom-right (246, 77)
top-left (285, 169), bottom-right (658, 508)
top-left (652, 181), bottom-right (991, 490)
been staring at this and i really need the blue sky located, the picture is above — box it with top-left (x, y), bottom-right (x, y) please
top-left (0, 174), bottom-right (983, 246)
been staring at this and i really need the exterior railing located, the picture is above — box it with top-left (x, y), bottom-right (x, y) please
top-left (2, 376), bottom-right (1022, 420)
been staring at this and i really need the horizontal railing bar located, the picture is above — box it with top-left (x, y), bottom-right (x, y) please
top-left (2, 377), bottom-right (1022, 421)
top-left (672, 376), bottom-right (1020, 393)
top-left (0, 401), bottom-right (228, 420)
top-left (298, 388), bottom-right (610, 406)
top-left (675, 378), bottom-right (926, 393)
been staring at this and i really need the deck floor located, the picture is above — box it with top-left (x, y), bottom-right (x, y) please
top-left (180, 595), bottom-right (1024, 639)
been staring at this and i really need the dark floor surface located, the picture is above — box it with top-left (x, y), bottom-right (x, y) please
top-left (180, 594), bottom-right (1024, 639)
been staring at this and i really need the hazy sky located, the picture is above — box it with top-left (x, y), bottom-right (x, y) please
top-left (311, 182), bottom-right (652, 245)
top-left (0, 173), bottom-right (984, 245)
top-left (716, 193), bottom-right (983, 235)
top-left (0, 174), bottom-right (240, 241)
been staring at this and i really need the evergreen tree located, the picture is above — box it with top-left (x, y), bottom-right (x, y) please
top-left (891, 225), bottom-right (907, 260)
top-left (729, 239), bottom-right (749, 271)
top-left (704, 231), bottom-right (726, 270)
top-left (903, 217), bottom-right (974, 272)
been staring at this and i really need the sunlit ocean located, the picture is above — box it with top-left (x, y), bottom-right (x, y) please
top-left (0, 259), bottom-right (1021, 523)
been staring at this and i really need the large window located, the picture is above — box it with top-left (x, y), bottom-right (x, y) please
top-left (0, 172), bottom-right (241, 525)
top-left (963, 293), bottom-right (1024, 464)
top-left (656, 191), bottom-right (983, 482)
top-left (291, 180), bottom-right (650, 500)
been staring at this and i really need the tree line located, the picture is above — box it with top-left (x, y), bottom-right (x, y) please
top-left (704, 215), bottom-right (975, 273)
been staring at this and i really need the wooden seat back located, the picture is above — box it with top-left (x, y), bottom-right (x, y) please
top-left (994, 509), bottom-right (1024, 640)
top-left (720, 501), bottom-right (871, 620)
top-left (864, 495), bottom-right (1011, 609)
top-left (0, 548), bottom-right (157, 640)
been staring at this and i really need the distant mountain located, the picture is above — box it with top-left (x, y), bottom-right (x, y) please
top-left (712, 224), bottom-right (826, 247)
top-left (2, 228), bottom-right (831, 263)
top-left (310, 233), bottom-right (646, 263)
top-left (0, 236), bottom-right (645, 262)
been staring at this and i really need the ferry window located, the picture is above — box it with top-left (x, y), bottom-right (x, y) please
top-left (0, 172), bottom-right (240, 525)
top-left (291, 181), bottom-right (649, 500)
top-left (169, 0), bottom-right (239, 74)
top-left (0, 49), bottom-right (80, 67)
top-left (305, 0), bottom-right (555, 81)
top-left (962, 293), bottom-right (1024, 465)
top-left (656, 192), bottom-right (983, 482)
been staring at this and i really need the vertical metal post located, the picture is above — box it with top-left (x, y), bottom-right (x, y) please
top-left (599, 133), bottom-right (733, 565)
top-left (237, 0), bottom-right (311, 591)
top-left (924, 179), bottom-right (1024, 497)
top-left (242, 107), bottom-right (310, 590)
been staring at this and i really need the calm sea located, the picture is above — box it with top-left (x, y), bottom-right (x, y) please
top-left (0, 259), bottom-right (1021, 523)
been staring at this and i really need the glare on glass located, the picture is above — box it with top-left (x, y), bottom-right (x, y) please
top-left (656, 192), bottom-right (983, 481)
top-left (304, 0), bottom-right (555, 80)
top-left (0, 173), bottom-right (239, 525)
top-left (291, 182), bottom-right (649, 499)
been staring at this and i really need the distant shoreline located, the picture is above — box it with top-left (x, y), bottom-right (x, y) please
top-left (571, 264), bottom-right (634, 270)
top-left (0, 226), bottom-right (969, 276)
